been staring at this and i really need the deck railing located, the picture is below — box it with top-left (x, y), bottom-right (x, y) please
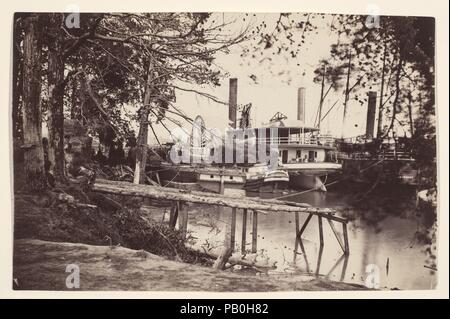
top-left (337, 150), bottom-right (414, 161)
top-left (255, 135), bottom-right (334, 146)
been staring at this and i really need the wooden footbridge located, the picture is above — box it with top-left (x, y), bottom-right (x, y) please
top-left (93, 179), bottom-right (350, 255)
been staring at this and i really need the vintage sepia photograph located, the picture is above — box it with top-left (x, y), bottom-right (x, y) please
top-left (10, 10), bottom-right (439, 293)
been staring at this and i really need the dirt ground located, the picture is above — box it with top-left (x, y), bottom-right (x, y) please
top-left (13, 239), bottom-right (368, 291)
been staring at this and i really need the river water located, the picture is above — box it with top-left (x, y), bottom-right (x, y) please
top-left (186, 187), bottom-right (437, 290)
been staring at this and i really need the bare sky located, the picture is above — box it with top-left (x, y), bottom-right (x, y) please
top-left (147, 13), bottom-right (406, 144)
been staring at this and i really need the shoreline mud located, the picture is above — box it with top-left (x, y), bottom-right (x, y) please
top-left (13, 239), bottom-right (368, 291)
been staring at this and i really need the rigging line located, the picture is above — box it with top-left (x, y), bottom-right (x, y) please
top-left (320, 99), bottom-right (340, 123)
top-left (170, 104), bottom-right (191, 121)
top-left (148, 103), bottom-right (194, 122)
top-left (353, 169), bottom-right (382, 202)
top-left (148, 147), bottom-right (164, 161)
top-left (154, 113), bottom-right (175, 137)
top-left (148, 120), bottom-right (162, 148)
top-left (164, 112), bottom-right (222, 146)
top-left (163, 115), bottom-right (193, 138)
top-left (312, 101), bottom-right (320, 128)
top-left (162, 170), bottom-right (180, 187)
top-left (150, 103), bottom-right (224, 143)
top-left (309, 102), bottom-right (319, 126)
top-left (146, 167), bottom-right (174, 173)
top-left (156, 113), bottom-right (209, 148)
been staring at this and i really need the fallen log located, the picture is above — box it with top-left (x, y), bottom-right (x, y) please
top-left (212, 247), bottom-right (233, 270)
top-left (71, 202), bottom-right (98, 210)
top-left (88, 192), bottom-right (123, 211)
top-left (48, 192), bottom-right (99, 210)
top-left (199, 248), bottom-right (277, 270)
top-left (226, 255), bottom-right (277, 270)
top-left (146, 175), bottom-right (160, 187)
top-left (95, 179), bottom-right (321, 211)
top-left (93, 179), bottom-right (345, 222)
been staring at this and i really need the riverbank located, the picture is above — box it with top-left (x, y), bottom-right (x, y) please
top-left (12, 181), bottom-right (369, 291)
top-left (13, 239), bottom-right (368, 291)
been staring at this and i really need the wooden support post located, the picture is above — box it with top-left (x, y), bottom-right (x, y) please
top-left (251, 210), bottom-right (258, 253)
top-left (343, 222), bottom-right (349, 255)
top-left (295, 212), bottom-right (300, 236)
top-left (340, 254), bottom-right (349, 281)
top-left (316, 245), bottom-right (324, 276)
top-left (318, 216), bottom-right (324, 247)
top-left (326, 254), bottom-right (345, 278)
top-left (215, 205), bottom-right (233, 270)
top-left (155, 172), bottom-right (161, 185)
top-left (178, 202), bottom-right (188, 240)
top-left (241, 209), bottom-right (248, 255)
top-left (230, 207), bottom-right (237, 251)
top-left (293, 237), bottom-right (299, 262)
top-left (177, 202), bottom-right (184, 232)
top-left (298, 213), bottom-right (313, 238)
top-left (326, 218), bottom-right (345, 253)
top-left (219, 172), bottom-right (225, 195)
top-left (169, 202), bottom-right (179, 229)
top-left (297, 238), bottom-right (311, 273)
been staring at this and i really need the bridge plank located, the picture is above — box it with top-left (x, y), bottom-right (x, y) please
top-left (93, 179), bottom-right (346, 223)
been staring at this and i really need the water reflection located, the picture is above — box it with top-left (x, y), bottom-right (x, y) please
top-left (293, 237), bottom-right (349, 281)
top-left (293, 237), bottom-right (310, 273)
top-left (187, 188), bottom-right (437, 290)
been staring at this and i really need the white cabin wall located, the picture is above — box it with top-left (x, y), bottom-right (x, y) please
top-left (278, 147), bottom-right (326, 162)
top-left (288, 149), bottom-right (298, 162)
top-left (316, 149), bottom-right (326, 162)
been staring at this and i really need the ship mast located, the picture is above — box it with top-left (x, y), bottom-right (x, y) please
top-left (341, 51), bottom-right (352, 138)
top-left (317, 65), bottom-right (326, 133)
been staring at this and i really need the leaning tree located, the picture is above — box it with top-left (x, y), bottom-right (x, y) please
top-left (74, 13), bottom-right (248, 183)
top-left (14, 12), bottom-right (248, 188)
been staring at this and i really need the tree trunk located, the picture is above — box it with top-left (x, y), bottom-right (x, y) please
top-left (12, 20), bottom-right (23, 142)
top-left (133, 63), bottom-right (153, 184)
top-left (376, 43), bottom-right (387, 139)
top-left (79, 74), bottom-right (88, 124)
top-left (134, 108), bottom-right (150, 184)
top-left (21, 15), bottom-right (46, 191)
top-left (47, 14), bottom-right (66, 180)
top-left (407, 92), bottom-right (414, 136)
top-left (385, 56), bottom-right (404, 137)
top-left (70, 76), bottom-right (78, 119)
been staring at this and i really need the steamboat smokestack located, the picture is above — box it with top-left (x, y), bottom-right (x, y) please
top-left (366, 91), bottom-right (377, 138)
top-left (229, 78), bottom-right (238, 129)
top-left (297, 87), bottom-right (306, 122)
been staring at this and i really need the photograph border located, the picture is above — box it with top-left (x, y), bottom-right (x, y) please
top-left (1, 0), bottom-right (448, 299)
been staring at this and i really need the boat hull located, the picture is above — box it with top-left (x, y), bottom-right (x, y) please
top-left (289, 173), bottom-right (327, 191)
top-left (281, 162), bottom-right (342, 191)
top-left (244, 176), bottom-right (289, 192)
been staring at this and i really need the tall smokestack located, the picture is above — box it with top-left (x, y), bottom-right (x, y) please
top-left (229, 78), bottom-right (238, 129)
top-left (297, 87), bottom-right (306, 122)
top-left (366, 91), bottom-right (377, 138)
